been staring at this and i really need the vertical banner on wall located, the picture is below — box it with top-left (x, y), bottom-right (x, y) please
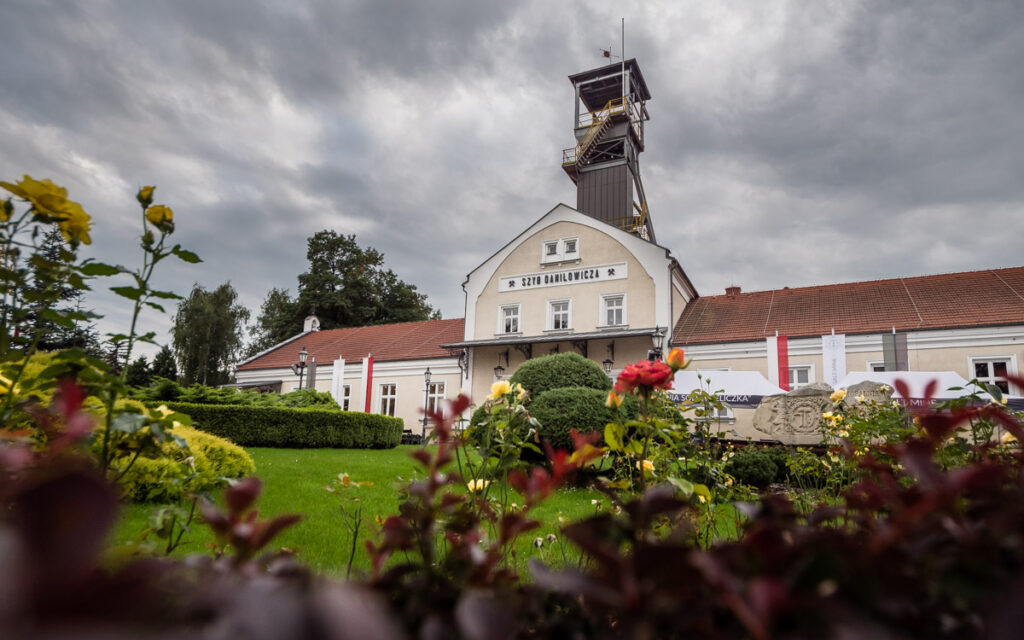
top-left (821, 334), bottom-right (847, 388)
top-left (363, 354), bottom-right (374, 413)
top-left (330, 357), bottom-right (345, 403)
top-left (766, 336), bottom-right (790, 390)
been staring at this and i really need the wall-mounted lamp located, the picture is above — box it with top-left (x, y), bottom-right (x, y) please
top-left (494, 348), bottom-right (509, 378)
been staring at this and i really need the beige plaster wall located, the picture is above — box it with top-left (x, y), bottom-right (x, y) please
top-left (472, 221), bottom-right (657, 340)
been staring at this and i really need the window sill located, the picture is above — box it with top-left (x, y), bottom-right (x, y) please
top-left (597, 324), bottom-right (629, 331)
top-left (540, 257), bottom-right (581, 267)
top-left (495, 332), bottom-right (523, 338)
top-left (543, 328), bottom-right (573, 335)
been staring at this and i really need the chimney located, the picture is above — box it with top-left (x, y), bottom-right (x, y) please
top-left (725, 286), bottom-right (741, 298)
top-left (303, 315), bottom-right (321, 332)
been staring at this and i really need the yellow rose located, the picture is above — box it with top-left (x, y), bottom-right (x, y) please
top-left (488, 380), bottom-right (511, 400)
top-left (829, 389), bottom-right (847, 403)
top-left (1001, 431), bottom-right (1017, 444)
top-left (606, 390), bottom-right (623, 408)
top-left (855, 395), bottom-right (866, 403)
top-left (0, 175), bottom-right (71, 219)
top-left (57, 200), bottom-right (92, 245)
top-left (137, 185), bottom-right (156, 207)
top-left (822, 411), bottom-right (834, 420)
top-left (145, 204), bottom-right (175, 233)
top-left (636, 459), bottom-right (655, 473)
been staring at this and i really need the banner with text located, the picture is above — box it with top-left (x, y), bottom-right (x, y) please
top-left (499, 262), bottom-right (628, 292)
top-left (821, 334), bottom-right (847, 388)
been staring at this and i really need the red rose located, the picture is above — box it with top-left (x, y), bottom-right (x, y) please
top-left (614, 360), bottom-right (674, 395)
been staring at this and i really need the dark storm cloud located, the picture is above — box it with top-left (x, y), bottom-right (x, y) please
top-left (2, 0), bottom-right (1023, 355)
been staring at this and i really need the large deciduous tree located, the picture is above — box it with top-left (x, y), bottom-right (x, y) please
top-left (245, 232), bottom-right (437, 353)
top-left (172, 282), bottom-right (249, 386)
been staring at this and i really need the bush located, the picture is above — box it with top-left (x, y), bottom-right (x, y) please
top-left (114, 425), bottom-right (255, 502)
top-left (724, 449), bottom-right (778, 488)
top-left (763, 446), bottom-right (790, 482)
top-left (530, 386), bottom-right (639, 450)
top-left (134, 380), bottom-right (340, 410)
top-left (509, 352), bottom-right (612, 401)
top-left (153, 402), bottom-right (403, 449)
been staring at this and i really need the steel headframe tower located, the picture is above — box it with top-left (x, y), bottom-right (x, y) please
top-left (562, 58), bottom-right (655, 242)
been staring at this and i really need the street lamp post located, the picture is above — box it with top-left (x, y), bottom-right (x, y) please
top-left (648, 327), bottom-right (665, 361)
top-left (292, 345), bottom-right (308, 390)
top-left (421, 368), bottom-right (432, 440)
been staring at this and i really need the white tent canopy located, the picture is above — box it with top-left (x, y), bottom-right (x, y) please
top-left (836, 371), bottom-right (1024, 409)
top-left (669, 370), bottom-right (785, 408)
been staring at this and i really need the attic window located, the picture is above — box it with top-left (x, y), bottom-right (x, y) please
top-left (542, 237), bottom-right (580, 264)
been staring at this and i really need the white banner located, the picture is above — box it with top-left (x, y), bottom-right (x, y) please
top-left (821, 334), bottom-right (847, 389)
top-left (499, 262), bottom-right (627, 292)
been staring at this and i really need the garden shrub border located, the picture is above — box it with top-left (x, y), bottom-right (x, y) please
top-left (152, 402), bottom-right (403, 449)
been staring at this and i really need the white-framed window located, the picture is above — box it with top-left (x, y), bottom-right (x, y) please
top-left (541, 237), bottom-right (581, 264)
top-left (788, 364), bottom-right (814, 389)
top-left (548, 298), bottom-right (571, 331)
top-left (379, 383), bottom-right (397, 417)
top-left (601, 293), bottom-right (626, 327)
top-left (971, 356), bottom-right (1015, 394)
top-left (499, 303), bottom-right (520, 334)
top-left (866, 361), bottom-right (886, 373)
top-left (426, 381), bottom-right (446, 414)
top-left (340, 384), bottom-right (351, 411)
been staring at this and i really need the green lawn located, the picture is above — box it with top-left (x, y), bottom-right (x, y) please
top-left (115, 446), bottom-right (611, 576)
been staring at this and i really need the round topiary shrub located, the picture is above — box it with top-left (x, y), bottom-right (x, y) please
top-left (724, 449), bottom-right (778, 488)
top-left (508, 352), bottom-right (612, 401)
top-left (529, 386), bottom-right (639, 450)
top-left (113, 424), bottom-right (256, 503)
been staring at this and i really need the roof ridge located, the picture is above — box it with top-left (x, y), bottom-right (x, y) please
top-left (761, 289), bottom-right (776, 335)
top-left (899, 278), bottom-right (924, 326)
top-left (698, 265), bottom-right (1024, 299)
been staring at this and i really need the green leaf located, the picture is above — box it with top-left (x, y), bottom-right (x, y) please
top-left (172, 245), bottom-right (202, 263)
top-left (111, 413), bottom-right (146, 434)
top-left (667, 476), bottom-right (695, 497)
top-left (144, 301), bottom-right (166, 313)
top-left (149, 289), bottom-right (183, 300)
top-left (111, 286), bottom-right (143, 301)
top-left (80, 262), bottom-right (122, 276)
top-left (987, 384), bottom-right (1004, 404)
top-left (604, 422), bottom-right (625, 451)
top-left (694, 483), bottom-right (712, 501)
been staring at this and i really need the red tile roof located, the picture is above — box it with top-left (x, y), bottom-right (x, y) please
top-left (237, 318), bottom-right (465, 370)
top-left (673, 266), bottom-right (1024, 345)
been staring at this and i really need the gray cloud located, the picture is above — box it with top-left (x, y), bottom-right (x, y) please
top-left (2, 0), bottom-right (1023, 356)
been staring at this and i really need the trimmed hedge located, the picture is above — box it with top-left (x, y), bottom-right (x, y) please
top-left (529, 386), bottom-right (639, 450)
top-left (509, 352), bottom-right (612, 401)
top-left (153, 402), bottom-right (403, 449)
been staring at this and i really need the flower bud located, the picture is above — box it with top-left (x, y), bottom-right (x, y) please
top-left (137, 185), bottom-right (156, 208)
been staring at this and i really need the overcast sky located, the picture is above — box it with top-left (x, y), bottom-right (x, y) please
top-left (4, 0), bottom-right (1023, 357)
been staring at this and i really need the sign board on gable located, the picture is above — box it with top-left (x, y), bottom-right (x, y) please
top-left (498, 262), bottom-right (628, 292)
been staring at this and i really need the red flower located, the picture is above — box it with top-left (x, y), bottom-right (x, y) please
top-left (614, 360), bottom-right (674, 395)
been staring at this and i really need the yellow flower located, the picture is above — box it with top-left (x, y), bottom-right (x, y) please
top-left (488, 380), bottom-right (511, 400)
top-left (512, 382), bottom-right (525, 398)
top-left (467, 478), bottom-right (491, 492)
top-left (137, 185), bottom-right (156, 207)
top-left (855, 395), bottom-right (866, 403)
top-left (145, 204), bottom-right (174, 233)
top-left (666, 347), bottom-right (686, 370)
top-left (1, 175), bottom-right (70, 218)
top-left (1001, 431), bottom-right (1017, 444)
top-left (830, 389), bottom-right (847, 403)
top-left (606, 390), bottom-right (623, 408)
top-left (636, 459), bottom-right (655, 473)
top-left (57, 200), bottom-right (92, 245)
top-left (697, 494), bottom-right (707, 504)
top-left (822, 411), bottom-right (834, 420)
top-left (879, 385), bottom-right (891, 392)
top-left (154, 404), bottom-right (174, 418)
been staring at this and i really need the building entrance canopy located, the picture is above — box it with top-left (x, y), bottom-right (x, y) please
top-left (440, 327), bottom-right (661, 350)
